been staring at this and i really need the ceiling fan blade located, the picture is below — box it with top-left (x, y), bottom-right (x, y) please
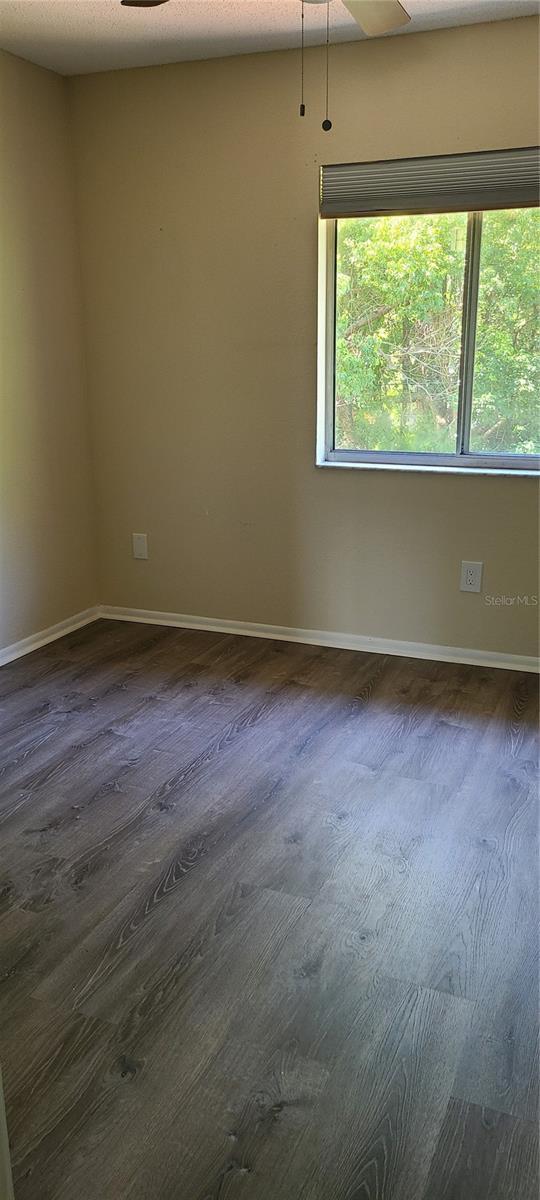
top-left (121, 1), bottom-right (170, 7)
top-left (342, 0), bottom-right (411, 37)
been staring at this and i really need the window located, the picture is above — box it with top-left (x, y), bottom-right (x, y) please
top-left (317, 150), bottom-right (540, 472)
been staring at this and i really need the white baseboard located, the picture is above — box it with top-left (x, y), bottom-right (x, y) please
top-left (1, 602), bottom-right (536, 674)
top-left (0, 607), bottom-right (99, 668)
top-left (98, 605), bottom-right (539, 674)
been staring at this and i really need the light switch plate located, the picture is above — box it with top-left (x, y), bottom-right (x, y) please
top-left (132, 533), bottom-right (148, 560)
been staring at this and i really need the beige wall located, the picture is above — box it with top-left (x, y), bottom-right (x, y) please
top-left (0, 51), bottom-right (96, 650)
top-left (67, 17), bottom-right (538, 657)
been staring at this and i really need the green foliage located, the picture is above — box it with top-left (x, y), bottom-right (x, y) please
top-left (471, 208), bottom-right (539, 454)
top-left (335, 208), bottom-right (539, 457)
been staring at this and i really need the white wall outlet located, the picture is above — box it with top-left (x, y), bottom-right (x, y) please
top-left (132, 532), bottom-right (148, 560)
top-left (460, 560), bottom-right (483, 593)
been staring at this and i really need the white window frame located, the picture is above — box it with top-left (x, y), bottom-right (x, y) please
top-left (316, 214), bottom-right (540, 475)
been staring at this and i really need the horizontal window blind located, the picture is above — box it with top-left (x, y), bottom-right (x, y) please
top-left (320, 147), bottom-right (540, 217)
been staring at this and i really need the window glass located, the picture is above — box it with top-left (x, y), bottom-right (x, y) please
top-left (470, 207), bottom-right (540, 455)
top-left (334, 213), bottom-right (468, 453)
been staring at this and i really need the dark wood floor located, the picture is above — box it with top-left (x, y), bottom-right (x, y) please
top-left (0, 619), bottom-right (538, 1200)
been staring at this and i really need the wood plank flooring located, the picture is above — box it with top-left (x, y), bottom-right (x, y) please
top-left (0, 619), bottom-right (538, 1199)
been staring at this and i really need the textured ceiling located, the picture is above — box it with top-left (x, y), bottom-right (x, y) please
top-left (0, 0), bottom-right (537, 76)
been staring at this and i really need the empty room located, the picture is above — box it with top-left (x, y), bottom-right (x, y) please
top-left (0, 1), bottom-right (539, 1197)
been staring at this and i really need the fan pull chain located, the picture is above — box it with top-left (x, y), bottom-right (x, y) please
top-left (322, 0), bottom-right (332, 131)
top-left (299, 0), bottom-right (305, 115)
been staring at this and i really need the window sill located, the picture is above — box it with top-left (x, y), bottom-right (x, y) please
top-left (316, 459), bottom-right (539, 478)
